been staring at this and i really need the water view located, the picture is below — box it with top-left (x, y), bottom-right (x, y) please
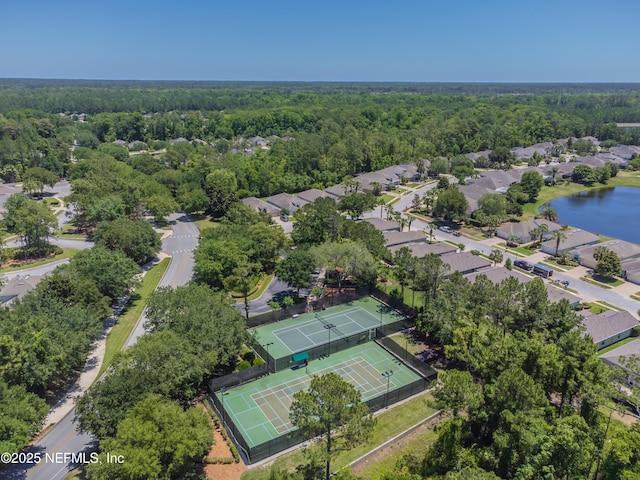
top-left (547, 186), bottom-right (640, 244)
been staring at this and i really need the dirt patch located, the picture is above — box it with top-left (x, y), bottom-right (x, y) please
top-left (203, 428), bottom-right (247, 480)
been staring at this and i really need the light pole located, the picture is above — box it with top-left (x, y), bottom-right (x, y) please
top-left (382, 370), bottom-right (394, 409)
top-left (262, 342), bottom-right (274, 373)
top-left (593, 405), bottom-right (616, 480)
top-left (324, 323), bottom-right (336, 357)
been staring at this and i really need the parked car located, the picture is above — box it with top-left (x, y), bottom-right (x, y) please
top-left (438, 226), bottom-right (453, 234)
top-left (452, 230), bottom-right (461, 237)
top-left (513, 259), bottom-right (533, 271)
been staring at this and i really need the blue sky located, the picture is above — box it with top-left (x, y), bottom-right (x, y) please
top-left (1, 0), bottom-right (638, 82)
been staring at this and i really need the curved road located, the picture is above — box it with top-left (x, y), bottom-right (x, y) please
top-left (3, 213), bottom-right (199, 480)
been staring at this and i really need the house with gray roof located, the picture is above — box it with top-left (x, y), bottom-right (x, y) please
top-left (112, 139), bottom-right (126, 146)
top-left (389, 242), bottom-right (457, 258)
top-left (575, 156), bottom-right (606, 169)
top-left (241, 197), bottom-right (280, 217)
top-left (324, 184), bottom-right (348, 198)
top-left (466, 150), bottom-right (492, 163)
top-left (362, 218), bottom-right (401, 233)
top-left (599, 338), bottom-right (640, 385)
top-left (581, 310), bottom-right (640, 350)
top-left (465, 266), bottom-right (531, 285)
top-left (622, 258), bottom-right (640, 285)
top-left (297, 188), bottom-right (338, 203)
top-left (382, 231), bottom-right (426, 248)
top-left (169, 137), bottom-right (189, 145)
top-left (264, 193), bottom-right (310, 215)
top-left (610, 145), bottom-right (640, 160)
top-left (540, 229), bottom-right (600, 255)
top-left (571, 240), bottom-right (640, 269)
top-left (440, 252), bottom-right (491, 275)
top-left (545, 284), bottom-right (581, 307)
top-left (496, 219), bottom-right (562, 244)
top-left (0, 275), bottom-right (43, 306)
top-left (457, 184), bottom-right (494, 215)
top-left (511, 142), bottom-right (553, 161)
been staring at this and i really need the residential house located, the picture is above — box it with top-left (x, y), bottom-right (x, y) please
top-left (361, 218), bottom-right (401, 233)
top-left (265, 193), bottom-right (310, 215)
top-left (540, 229), bottom-right (600, 255)
top-left (440, 252), bottom-right (491, 275)
top-left (571, 240), bottom-right (640, 269)
top-left (496, 219), bottom-right (562, 244)
top-left (0, 275), bottom-right (43, 306)
top-left (622, 258), bottom-right (640, 285)
top-left (599, 338), bottom-right (640, 385)
top-left (241, 197), bottom-right (280, 217)
top-left (297, 188), bottom-right (339, 204)
top-left (388, 242), bottom-right (458, 258)
top-left (382, 231), bottom-right (426, 248)
top-left (581, 310), bottom-right (640, 350)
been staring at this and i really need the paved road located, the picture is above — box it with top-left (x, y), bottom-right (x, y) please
top-left (2, 213), bottom-right (198, 480)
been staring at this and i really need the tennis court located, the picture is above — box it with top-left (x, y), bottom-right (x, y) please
top-left (252, 296), bottom-right (404, 360)
top-left (215, 341), bottom-right (421, 449)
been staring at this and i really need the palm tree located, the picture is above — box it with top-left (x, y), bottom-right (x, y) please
top-left (507, 233), bottom-right (523, 247)
top-left (551, 230), bottom-right (567, 257)
top-left (541, 206), bottom-right (558, 222)
top-left (547, 166), bottom-right (560, 186)
top-left (593, 246), bottom-right (610, 262)
top-left (537, 223), bottom-right (549, 244)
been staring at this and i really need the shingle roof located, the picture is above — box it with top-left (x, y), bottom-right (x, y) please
top-left (581, 310), bottom-right (639, 344)
top-left (440, 252), bottom-right (491, 275)
top-left (572, 240), bottom-right (640, 264)
top-left (361, 218), bottom-right (401, 232)
top-left (382, 231), bottom-right (426, 247)
top-left (297, 188), bottom-right (337, 203)
top-left (389, 242), bottom-right (457, 258)
top-left (0, 275), bottom-right (43, 305)
top-left (600, 338), bottom-right (640, 371)
top-left (541, 229), bottom-right (600, 252)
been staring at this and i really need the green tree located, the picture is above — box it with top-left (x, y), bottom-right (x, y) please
top-left (225, 257), bottom-right (260, 319)
top-left (433, 369), bottom-right (483, 417)
top-left (205, 168), bottom-right (238, 217)
top-left (414, 254), bottom-right (450, 307)
top-left (94, 217), bottom-right (161, 265)
top-left (4, 194), bottom-right (58, 257)
top-left (433, 187), bottom-right (468, 222)
top-left (488, 249), bottom-right (504, 266)
top-left (547, 165), bottom-right (561, 186)
top-left (520, 171), bottom-right (544, 202)
top-left (338, 192), bottom-right (377, 219)
top-left (541, 206), bottom-right (558, 222)
top-left (291, 197), bottom-right (342, 246)
top-left (71, 246), bottom-right (140, 301)
top-left (275, 249), bottom-right (317, 294)
top-left (478, 193), bottom-right (507, 218)
top-left (489, 146), bottom-right (515, 169)
top-left (572, 164), bottom-right (597, 185)
top-left (595, 250), bottom-right (621, 279)
top-left (392, 247), bottom-right (415, 299)
top-left (22, 166), bottom-right (59, 198)
top-left (290, 373), bottom-right (375, 480)
top-left (436, 175), bottom-right (450, 190)
top-left (311, 241), bottom-right (377, 292)
top-left (550, 229), bottom-right (567, 257)
top-left (144, 194), bottom-right (179, 223)
top-left (86, 194), bottom-right (126, 225)
top-left (0, 380), bottom-right (49, 454)
top-left (85, 394), bottom-right (212, 480)
top-left (429, 158), bottom-right (449, 178)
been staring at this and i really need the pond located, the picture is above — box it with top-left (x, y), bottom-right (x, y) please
top-left (546, 186), bottom-right (640, 244)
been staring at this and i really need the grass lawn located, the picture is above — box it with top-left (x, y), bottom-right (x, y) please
top-left (240, 392), bottom-right (436, 480)
top-left (509, 245), bottom-right (536, 256)
top-left (598, 336), bottom-right (638, 356)
top-left (98, 258), bottom-right (170, 378)
top-left (596, 301), bottom-right (625, 311)
top-left (388, 196), bottom-right (402, 206)
top-left (378, 280), bottom-right (425, 310)
top-left (0, 248), bottom-right (79, 273)
top-left (59, 224), bottom-right (89, 240)
top-left (233, 274), bottom-right (274, 303)
top-left (379, 194), bottom-right (395, 204)
top-left (193, 214), bottom-right (221, 231)
top-left (582, 302), bottom-right (610, 314)
top-left (540, 261), bottom-right (568, 272)
top-left (584, 274), bottom-right (624, 287)
top-left (580, 276), bottom-right (612, 289)
top-left (388, 332), bottom-right (422, 356)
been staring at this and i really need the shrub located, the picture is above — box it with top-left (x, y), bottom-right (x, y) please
top-left (252, 357), bottom-right (265, 366)
top-left (505, 258), bottom-right (513, 270)
top-left (237, 360), bottom-right (251, 370)
top-left (243, 351), bottom-right (256, 364)
top-left (470, 250), bottom-right (481, 256)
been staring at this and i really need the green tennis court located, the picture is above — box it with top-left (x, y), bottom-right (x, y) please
top-left (252, 297), bottom-right (403, 359)
top-left (215, 341), bottom-right (421, 448)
